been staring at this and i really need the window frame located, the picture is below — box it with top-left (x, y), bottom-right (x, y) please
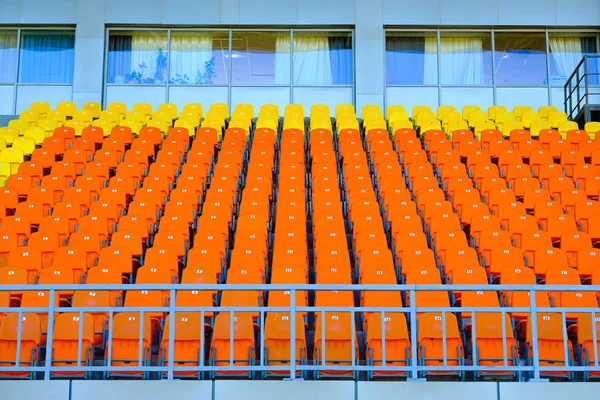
top-left (103, 27), bottom-right (355, 108)
top-left (0, 27), bottom-right (75, 114)
top-left (384, 27), bottom-right (600, 110)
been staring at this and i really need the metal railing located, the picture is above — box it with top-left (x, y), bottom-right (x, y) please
top-left (564, 55), bottom-right (600, 120)
top-left (0, 284), bottom-right (599, 382)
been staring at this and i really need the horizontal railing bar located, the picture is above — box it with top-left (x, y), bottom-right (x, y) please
top-left (1, 284), bottom-right (599, 291)
top-left (1, 306), bottom-right (598, 313)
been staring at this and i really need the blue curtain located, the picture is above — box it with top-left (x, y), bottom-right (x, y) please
top-left (107, 35), bottom-right (133, 83)
top-left (582, 37), bottom-right (599, 86)
top-left (328, 37), bottom-right (352, 85)
top-left (19, 33), bottom-right (75, 84)
top-left (0, 33), bottom-right (17, 84)
top-left (386, 36), bottom-right (425, 85)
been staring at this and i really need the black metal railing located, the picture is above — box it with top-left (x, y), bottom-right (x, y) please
top-left (564, 55), bottom-right (600, 120)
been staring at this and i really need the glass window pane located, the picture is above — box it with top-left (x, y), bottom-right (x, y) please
top-left (169, 31), bottom-right (229, 85)
top-left (440, 33), bottom-right (492, 85)
top-left (0, 31), bottom-right (17, 84)
top-left (293, 32), bottom-right (352, 85)
top-left (549, 33), bottom-right (598, 86)
top-left (231, 32), bottom-right (290, 85)
top-left (107, 31), bottom-right (168, 84)
top-left (386, 33), bottom-right (438, 85)
top-left (494, 33), bottom-right (547, 86)
top-left (19, 30), bottom-right (75, 84)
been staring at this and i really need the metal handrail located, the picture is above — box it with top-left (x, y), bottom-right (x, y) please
top-left (564, 55), bottom-right (600, 119)
top-left (0, 284), bottom-right (599, 382)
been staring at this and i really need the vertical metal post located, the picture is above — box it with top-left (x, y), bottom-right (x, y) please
top-left (529, 289), bottom-right (541, 380)
top-left (15, 310), bottom-right (23, 368)
top-left (229, 310), bottom-right (234, 366)
top-left (290, 30), bottom-right (294, 104)
top-left (472, 311), bottom-right (477, 368)
top-left (13, 29), bottom-right (21, 115)
top-left (259, 308), bottom-right (265, 373)
top-left (165, 29), bottom-right (172, 103)
top-left (436, 29), bottom-right (442, 106)
top-left (592, 311), bottom-right (599, 368)
top-left (167, 289), bottom-right (176, 380)
top-left (561, 311), bottom-right (569, 374)
top-left (228, 30), bottom-right (233, 111)
top-left (77, 310), bottom-right (84, 368)
top-left (290, 289), bottom-right (297, 380)
top-left (501, 310), bottom-right (508, 367)
top-left (381, 310), bottom-right (386, 367)
top-left (441, 311), bottom-right (447, 367)
top-left (351, 309), bottom-right (356, 368)
top-left (409, 289), bottom-right (418, 379)
top-left (200, 310), bottom-right (205, 373)
top-left (491, 30), bottom-right (497, 105)
top-left (545, 30), bottom-right (552, 106)
top-left (321, 310), bottom-right (326, 367)
top-left (107, 311), bottom-right (114, 375)
top-left (44, 290), bottom-right (56, 380)
top-left (138, 310), bottom-right (144, 367)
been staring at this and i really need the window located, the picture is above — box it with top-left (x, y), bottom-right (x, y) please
top-left (293, 32), bottom-right (352, 85)
top-left (231, 32), bottom-right (290, 85)
top-left (439, 33), bottom-right (492, 85)
top-left (386, 33), bottom-right (437, 85)
top-left (494, 33), bottom-right (547, 86)
top-left (169, 32), bottom-right (229, 85)
top-left (549, 33), bottom-right (598, 86)
top-left (18, 30), bottom-right (75, 84)
top-left (107, 31), bottom-right (168, 84)
top-left (0, 31), bottom-right (17, 84)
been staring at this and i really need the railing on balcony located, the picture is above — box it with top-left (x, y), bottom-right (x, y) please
top-left (0, 284), bottom-right (599, 382)
top-left (564, 55), bottom-right (600, 120)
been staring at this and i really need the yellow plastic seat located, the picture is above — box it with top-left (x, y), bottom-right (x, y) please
top-left (107, 102), bottom-right (127, 119)
top-left (558, 120), bottom-right (579, 139)
top-left (30, 101), bottom-right (50, 119)
top-left (133, 103), bottom-right (153, 121)
top-left (157, 103), bottom-right (178, 120)
top-left (23, 126), bottom-right (46, 146)
top-left (488, 105), bottom-right (508, 121)
top-left (57, 102), bottom-right (77, 118)
top-left (0, 127), bottom-right (19, 145)
top-left (1, 147), bottom-right (25, 174)
top-left (8, 120), bottom-right (27, 136)
top-left (82, 102), bottom-right (102, 119)
top-left (38, 119), bottom-right (60, 137)
top-left (19, 110), bottom-right (40, 127)
top-left (46, 110), bottom-right (67, 124)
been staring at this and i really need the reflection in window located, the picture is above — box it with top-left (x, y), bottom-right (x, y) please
top-left (0, 31), bottom-right (17, 84)
top-left (494, 33), bottom-right (547, 86)
top-left (440, 33), bottom-right (492, 85)
top-left (19, 31), bottom-right (75, 84)
top-left (169, 32), bottom-right (228, 85)
top-left (107, 31), bottom-right (168, 84)
top-left (292, 33), bottom-right (352, 85)
top-left (549, 34), bottom-right (598, 85)
top-left (386, 34), bottom-right (437, 85)
top-left (231, 32), bottom-right (290, 85)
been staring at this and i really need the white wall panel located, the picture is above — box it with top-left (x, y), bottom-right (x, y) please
top-left (215, 381), bottom-right (355, 400)
top-left (297, 0), bottom-right (354, 25)
top-left (0, 381), bottom-right (70, 400)
top-left (231, 86), bottom-right (290, 113)
top-left (497, 0), bottom-right (557, 25)
top-left (0, 0), bottom-right (21, 23)
top-left (163, 0), bottom-right (221, 25)
top-left (73, 38), bottom-right (105, 94)
top-left (356, 0), bottom-right (382, 40)
top-left (239, 0), bottom-right (298, 25)
top-left (0, 86), bottom-right (15, 114)
top-left (106, 85), bottom-right (166, 110)
top-left (221, 0), bottom-right (240, 24)
top-left (16, 85), bottom-right (73, 113)
top-left (386, 87), bottom-right (439, 114)
top-left (358, 382), bottom-right (498, 400)
top-left (440, 0), bottom-right (499, 25)
top-left (556, 0), bottom-right (600, 25)
top-left (551, 87), bottom-right (567, 110)
top-left (71, 381), bottom-right (213, 400)
top-left (496, 87), bottom-right (550, 111)
top-left (19, 0), bottom-right (77, 23)
top-left (105, 0), bottom-right (163, 24)
top-left (169, 86), bottom-right (228, 113)
top-left (383, 0), bottom-right (441, 25)
top-left (355, 39), bottom-right (384, 95)
top-left (441, 87), bottom-right (494, 111)
top-left (293, 87), bottom-right (353, 111)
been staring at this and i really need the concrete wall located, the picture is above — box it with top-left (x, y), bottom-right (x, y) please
top-left (0, 0), bottom-right (598, 115)
top-left (4, 380), bottom-right (600, 400)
